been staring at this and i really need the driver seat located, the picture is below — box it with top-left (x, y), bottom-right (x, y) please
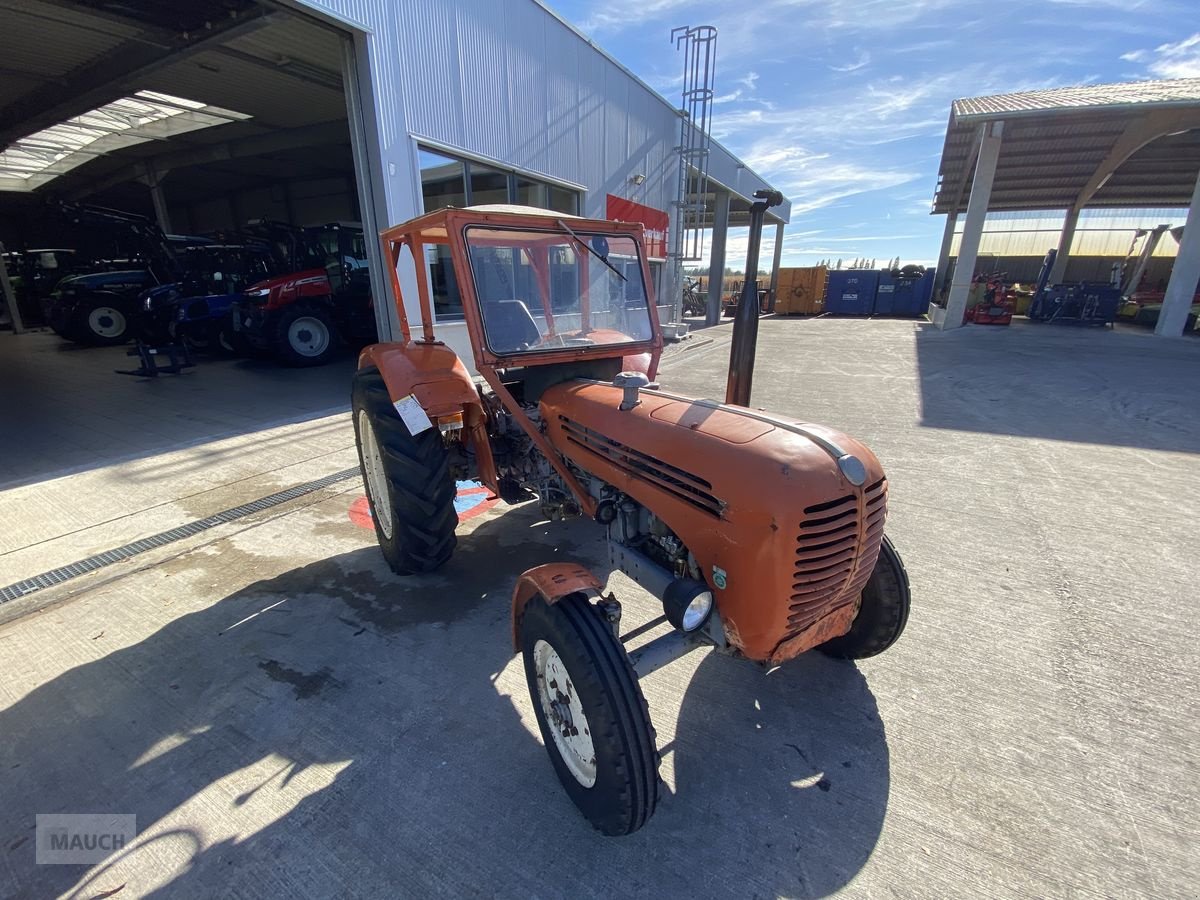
top-left (482, 299), bottom-right (540, 352)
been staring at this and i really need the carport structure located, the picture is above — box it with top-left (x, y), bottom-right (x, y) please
top-left (931, 78), bottom-right (1200, 336)
top-left (692, 173), bottom-right (790, 325)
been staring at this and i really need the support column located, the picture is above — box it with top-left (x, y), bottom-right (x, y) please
top-left (767, 222), bottom-right (784, 312)
top-left (706, 189), bottom-right (731, 326)
top-left (0, 242), bottom-right (26, 334)
top-left (1048, 207), bottom-right (1079, 284)
top-left (933, 212), bottom-right (956, 300)
top-left (944, 122), bottom-right (1003, 331)
top-left (1156, 169), bottom-right (1200, 337)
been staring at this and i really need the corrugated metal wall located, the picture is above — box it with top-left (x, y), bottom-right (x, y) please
top-left (296, 0), bottom-right (785, 344)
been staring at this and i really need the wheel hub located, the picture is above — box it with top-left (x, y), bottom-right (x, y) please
top-left (533, 639), bottom-right (596, 787)
top-left (357, 409), bottom-right (394, 539)
top-left (289, 316), bottom-right (329, 356)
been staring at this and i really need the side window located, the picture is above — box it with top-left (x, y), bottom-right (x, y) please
top-left (418, 145), bottom-right (583, 320)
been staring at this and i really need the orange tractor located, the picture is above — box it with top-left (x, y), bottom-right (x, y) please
top-left (352, 202), bottom-right (910, 835)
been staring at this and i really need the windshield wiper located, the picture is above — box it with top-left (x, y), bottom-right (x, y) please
top-left (556, 219), bottom-right (626, 282)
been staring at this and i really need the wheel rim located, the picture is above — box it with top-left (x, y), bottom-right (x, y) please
top-left (288, 316), bottom-right (330, 357)
top-left (357, 409), bottom-right (394, 539)
top-left (534, 638), bottom-right (597, 788)
top-left (88, 306), bottom-right (126, 339)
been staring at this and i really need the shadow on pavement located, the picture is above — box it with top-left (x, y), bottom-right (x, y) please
top-left (2, 502), bottom-right (889, 898)
top-left (914, 320), bottom-right (1200, 454)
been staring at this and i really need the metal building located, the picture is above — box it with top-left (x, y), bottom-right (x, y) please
top-left (0, 0), bottom-right (791, 357)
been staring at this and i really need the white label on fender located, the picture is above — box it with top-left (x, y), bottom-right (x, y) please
top-left (393, 394), bottom-right (433, 435)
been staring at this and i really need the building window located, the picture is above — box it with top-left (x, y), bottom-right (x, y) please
top-left (417, 146), bottom-right (583, 320)
top-left (469, 161), bottom-right (509, 206)
top-left (418, 148), bottom-right (466, 209)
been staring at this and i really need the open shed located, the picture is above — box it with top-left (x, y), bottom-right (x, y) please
top-left (931, 78), bottom-right (1200, 335)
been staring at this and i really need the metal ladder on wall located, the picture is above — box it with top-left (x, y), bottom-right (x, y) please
top-left (668, 25), bottom-right (717, 327)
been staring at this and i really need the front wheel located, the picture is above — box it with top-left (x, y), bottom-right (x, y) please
top-left (520, 593), bottom-right (659, 835)
top-left (352, 368), bottom-right (457, 575)
top-left (820, 534), bottom-right (910, 659)
top-left (275, 304), bottom-right (339, 366)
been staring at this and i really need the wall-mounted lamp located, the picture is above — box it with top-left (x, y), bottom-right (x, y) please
top-left (629, 173), bottom-right (647, 185)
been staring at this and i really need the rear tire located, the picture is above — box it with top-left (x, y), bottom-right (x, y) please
top-left (520, 593), bottom-right (659, 835)
top-left (275, 303), bottom-right (338, 367)
top-left (72, 298), bottom-right (131, 345)
top-left (820, 534), bottom-right (910, 659)
top-left (352, 368), bottom-right (457, 575)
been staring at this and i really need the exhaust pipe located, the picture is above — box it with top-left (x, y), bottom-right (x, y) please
top-left (726, 189), bottom-right (783, 407)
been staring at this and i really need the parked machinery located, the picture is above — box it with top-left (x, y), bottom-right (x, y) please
top-left (42, 204), bottom-right (184, 345)
top-left (351, 202), bottom-right (910, 835)
top-left (229, 220), bottom-right (373, 366)
top-left (965, 273), bottom-right (1016, 326)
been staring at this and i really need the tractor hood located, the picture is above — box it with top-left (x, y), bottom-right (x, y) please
top-left (539, 379), bottom-right (888, 663)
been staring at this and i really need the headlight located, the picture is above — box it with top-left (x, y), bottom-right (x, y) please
top-left (142, 297), bottom-right (154, 312)
top-left (662, 579), bottom-right (713, 633)
top-left (244, 287), bottom-right (270, 304)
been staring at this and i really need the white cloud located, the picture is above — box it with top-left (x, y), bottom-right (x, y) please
top-left (1123, 33), bottom-right (1200, 79)
top-left (829, 50), bottom-right (870, 73)
top-left (739, 138), bottom-right (921, 214)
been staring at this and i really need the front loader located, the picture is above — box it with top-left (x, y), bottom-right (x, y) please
top-left (351, 203), bottom-right (911, 835)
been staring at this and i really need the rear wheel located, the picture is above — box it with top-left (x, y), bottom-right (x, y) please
top-left (73, 299), bottom-right (131, 345)
top-left (275, 303), bottom-right (338, 366)
top-left (352, 368), bottom-right (457, 575)
top-left (520, 593), bottom-right (659, 835)
top-left (820, 534), bottom-right (910, 659)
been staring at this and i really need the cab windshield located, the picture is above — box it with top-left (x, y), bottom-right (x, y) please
top-left (464, 225), bottom-right (653, 355)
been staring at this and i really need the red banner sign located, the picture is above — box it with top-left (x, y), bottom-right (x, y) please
top-left (606, 195), bottom-right (669, 259)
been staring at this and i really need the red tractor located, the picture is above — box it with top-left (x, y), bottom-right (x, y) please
top-left (352, 204), bottom-right (910, 835)
top-left (231, 221), bottom-right (374, 365)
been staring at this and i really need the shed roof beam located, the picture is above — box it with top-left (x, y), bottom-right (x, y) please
top-left (65, 121), bottom-right (349, 199)
top-left (1071, 110), bottom-right (1200, 214)
top-left (0, 10), bottom-right (272, 149)
top-left (211, 46), bottom-right (343, 93)
top-left (1047, 113), bottom-right (1200, 281)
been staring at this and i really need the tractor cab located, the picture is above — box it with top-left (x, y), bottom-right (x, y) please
top-left (383, 205), bottom-right (661, 398)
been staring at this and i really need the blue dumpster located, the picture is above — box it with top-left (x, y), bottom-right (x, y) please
top-left (882, 268), bottom-right (935, 317)
top-left (825, 270), bottom-right (879, 316)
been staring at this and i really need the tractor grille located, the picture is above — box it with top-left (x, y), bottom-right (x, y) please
top-left (786, 478), bottom-right (887, 633)
top-left (557, 415), bottom-right (722, 516)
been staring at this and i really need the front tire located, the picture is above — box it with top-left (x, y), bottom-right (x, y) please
top-left (352, 368), bottom-right (457, 575)
top-left (275, 303), bottom-right (338, 366)
top-left (820, 534), bottom-right (910, 659)
top-left (520, 593), bottom-right (659, 835)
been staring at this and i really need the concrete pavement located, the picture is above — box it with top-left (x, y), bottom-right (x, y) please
top-left (1, 317), bottom-right (1198, 898)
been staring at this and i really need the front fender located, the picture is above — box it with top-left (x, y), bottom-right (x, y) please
top-left (359, 341), bottom-right (479, 416)
top-left (511, 563), bottom-right (605, 651)
top-left (359, 341), bottom-right (498, 492)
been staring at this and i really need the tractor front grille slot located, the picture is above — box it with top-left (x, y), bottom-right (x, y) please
top-left (558, 415), bottom-right (722, 516)
top-left (786, 478), bottom-right (887, 633)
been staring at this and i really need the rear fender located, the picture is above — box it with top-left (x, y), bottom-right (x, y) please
top-left (359, 341), bottom-right (498, 492)
top-left (511, 563), bottom-right (606, 651)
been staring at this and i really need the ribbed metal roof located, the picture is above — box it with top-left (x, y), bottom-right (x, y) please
top-left (933, 78), bottom-right (1200, 215)
top-left (953, 79), bottom-right (1200, 120)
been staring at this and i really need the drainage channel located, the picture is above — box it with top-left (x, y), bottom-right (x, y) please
top-left (0, 467), bottom-right (361, 606)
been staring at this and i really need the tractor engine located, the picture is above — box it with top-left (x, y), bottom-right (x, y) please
top-left (535, 378), bottom-right (889, 664)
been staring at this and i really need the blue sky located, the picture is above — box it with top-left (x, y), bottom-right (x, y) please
top-left (548, 0), bottom-right (1199, 269)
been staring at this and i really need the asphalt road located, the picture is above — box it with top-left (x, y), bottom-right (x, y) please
top-left (1, 317), bottom-right (1197, 898)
